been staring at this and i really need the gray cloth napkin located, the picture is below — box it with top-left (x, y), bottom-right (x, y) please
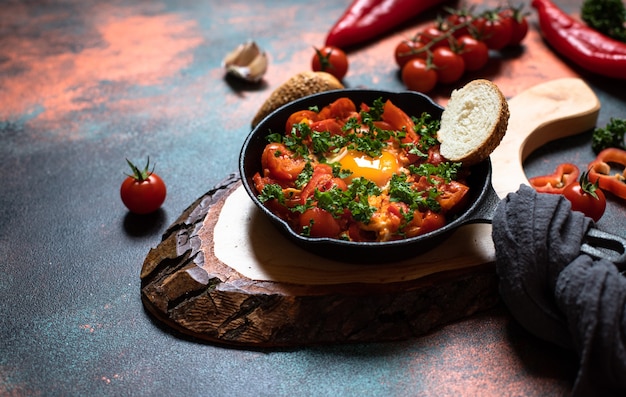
top-left (556, 255), bottom-right (626, 396)
top-left (492, 184), bottom-right (626, 397)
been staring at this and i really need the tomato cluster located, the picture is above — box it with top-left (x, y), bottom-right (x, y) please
top-left (396, 6), bottom-right (529, 93)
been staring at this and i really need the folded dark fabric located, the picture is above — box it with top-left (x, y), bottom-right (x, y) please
top-left (556, 255), bottom-right (626, 396)
top-left (492, 184), bottom-right (593, 348)
top-left (492, 184), bottom-right (626, 397)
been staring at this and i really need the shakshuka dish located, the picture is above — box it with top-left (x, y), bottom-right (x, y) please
top-left (252, 97), bottom-right (471, 242)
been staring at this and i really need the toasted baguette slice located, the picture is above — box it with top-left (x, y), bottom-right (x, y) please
top-left (251, 71), bottom-right (344, 128)
top-left (437, 79), bottom-right (509, 166)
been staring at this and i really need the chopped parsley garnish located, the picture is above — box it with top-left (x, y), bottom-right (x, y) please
top-left (412, 112), bottom-right (440, 151)
top-left (348, 133), bottom-right (386, 157)
top-left (591, 117), bottom-right (626, 153)
top-left (266, 132), bottom-right (283, 143)
top-left (389, 174), bottom-right (441, 212)
top-left (311, 130), bottom-right (332, 155)
top-left (312, 178), bottom-right (380, 223)
top-left (268, 103), bottom-right (442, 162)
top-left (402, 142), bottom-right (428, 158)
top-left (258, 184), bottom-right (285, 204)
top-left (346, 178), bottom-right (380, 223)
top-left (362, 97), bottom-right (385, 122)
top-left (331, 163), bottom-right (352, 179)
top-left (582, 0), bottom-right (626, 42)
top-left (295, 162), bottom-right (314, 188)
top-left (342, 117), bottom-right (362, 132)
top-left (410, 161), bottom-right (461, 183)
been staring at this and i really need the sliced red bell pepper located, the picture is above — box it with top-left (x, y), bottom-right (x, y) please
top-left (325, 0), bottom-right (450, 49)
top-left (587, 148), bottom-right (626, 199)
top-left (528, 163), bottom-right (580, 194)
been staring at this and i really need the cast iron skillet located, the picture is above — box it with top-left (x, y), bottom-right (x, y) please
top-left (239, 89), bottom-right (626, 265)
top-left (239, 89), bottom-right (501, 263)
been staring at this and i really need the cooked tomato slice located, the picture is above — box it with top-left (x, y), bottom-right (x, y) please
top-left (261, 143), bottom-right (306, 182)
top-left (310, 118), bottom-right (344, 136)
top-left (437, 181), bottom-right (470, 213)
top-left (301, 164), bottom-right (347, 204)
top-left (286, 110), bottom-right (319, 134)
top-left (317, 97), bottom-right (357, 120)
top-left (381, 100), bottom-right (417, 141)
top-left (299, 207), bottom-right (341, 238)
top-left (419, 211), bottom-right (446, 234)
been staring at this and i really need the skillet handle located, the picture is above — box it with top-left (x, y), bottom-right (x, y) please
top-left (581, 228), bottom-right (626, 270)
top-left (471, 184), bottom-right (501, 224)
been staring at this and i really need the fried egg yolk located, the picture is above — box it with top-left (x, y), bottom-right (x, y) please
top-left (339, 150), bottom-right (399, 187)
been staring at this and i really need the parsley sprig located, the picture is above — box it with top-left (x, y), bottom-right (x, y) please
top-left (307, 178), bottom-right (381, 224)
top-left (258, 177), bottom-right (381, 225)
top-left (409, 161), bottom-right (461, 183)
top-left (389, 174), bottom-right (441, 212)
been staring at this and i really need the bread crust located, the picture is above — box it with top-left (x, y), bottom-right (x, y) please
top-left (251, 71), bottom-right (344, 128)
top-left (438, 79), bottom-right (509, 166)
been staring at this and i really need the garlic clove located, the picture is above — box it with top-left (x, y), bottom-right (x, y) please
top-left (222, 41), bottom-right (268, 83)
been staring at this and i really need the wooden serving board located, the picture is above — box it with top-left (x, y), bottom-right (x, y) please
top-left (140, 78), bottom-right (600, 347)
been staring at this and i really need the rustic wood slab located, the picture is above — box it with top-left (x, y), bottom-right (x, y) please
top-left (140, 78), bottom-right (600, 347)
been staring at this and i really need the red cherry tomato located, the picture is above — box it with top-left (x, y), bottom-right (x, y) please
top-left (311, 46), bottom-right (349, 80)
top-left (394, 39), bottom-right (427, 68)
top-left (563, 174), bottom-right (606, 222)
top-left (419, 26), bottom-right (449, 48)
top-left (432, 47), bottom-right (465, 84)
top-left (455, 35), bottom-right (489, 71)
top-left (120, 158), bottom-right (167, 214)
top-left (472, 14), bottom-right (513, 50)
top-left (401, 58), bottom-right (438, 93)
top-left (446, 12), bottom-right (472, 38)
top-left (499, 8), bottom-right (529, 46)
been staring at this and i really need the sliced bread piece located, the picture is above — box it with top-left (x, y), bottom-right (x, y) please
top-left (437, 79), bottom-right (509, 166)
top-left (251, 71), bottom-right (344, 128)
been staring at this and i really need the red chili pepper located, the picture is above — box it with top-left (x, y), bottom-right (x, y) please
top-left (588, 148), bottom-right (626, 199)
top-left (528, 163), bottom-right (580, 194)
top-left (531, 0), bottom-right (626, 80)
top-left (325, 0), bottom-right (449, 49)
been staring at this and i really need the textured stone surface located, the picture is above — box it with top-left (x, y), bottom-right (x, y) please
top-left (1, 0), bottom-right (624, 395)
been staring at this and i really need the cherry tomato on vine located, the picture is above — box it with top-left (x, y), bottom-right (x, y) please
top-left (432, 47), bottom-right (465, 84)
top-left (419, 26), bottom-right (449, 48)
top-left (563, 172), bottom-right (606, 222)
top-left (394, 39), bottom-right (427, 68)
top-left (311, 46), bottom-right (349, 80)
top-left (401, 58), bottom-right (438, 93)
top-left (499, 8), bottom-right (529, 46)
top-left (120, 158), bottom-right (167, 214)
top-left (455, 35), bottom-right (489, 71)
top-left (445, 12), bottom-right (472, 38)
top-left (472, 14), bottom-right (513, 50)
